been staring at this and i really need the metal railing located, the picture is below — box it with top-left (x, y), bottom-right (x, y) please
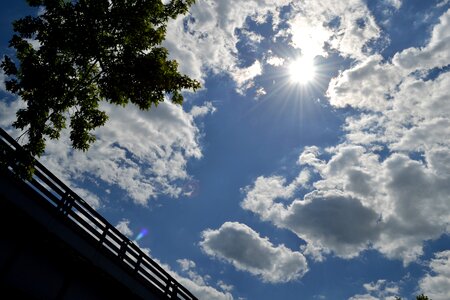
top-left (0, 128), bottom-right (197, 300)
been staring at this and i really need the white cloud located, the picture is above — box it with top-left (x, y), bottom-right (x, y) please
top-left (327, 55), bottom-right (405, 111)
top-left (1, 99), bottom-right (214, 205)
top-left (177, 258), bottom-right (196, 272)
top-left (266, 56), bottom-right (285, 67)
top-left (393, 9), bottom-right (450, 71)
top-left (190, 101), bottom-right (217, 117)
top-left (384, 0), bottom-right (402, 10)
top-left (348, 280), bottom-right (400, 300)
top-left (72, 186), bottom-right (101, 209)
top-left (328, 9), bottom-right (450, 113)
top-left (326, 9), bottom-right (450, 263)
top-left (243, 145), bottom-right (450, 264)
top-left (419, 251), bottom-right (450, 300)
top-left (255, 87), bottom-right (267, 99)
top-left (437, 0), bottom-right (450, 8)
top-left (289, 0), bottom-right (382, 60)
top-left (164, 0), bottom-right (291, 89)
top-left (231, 60), bottom-right (263, 94)
top-left (0, 70), bottom-right (6, 92)
top-left (0, 98), bottom-right (26, 128)
top-left (176, 276), bottom-right (234, 300)
top-left (298, 146), bottom-right (324, 169)
top-left (240, 175), bottom-right (299, 222)
top-left (163, 258), bottom-right (233, 300)
top-left (242, 180), bottom-right (381, 259)
top-left (200, 222), bottom-right (308, 283)
top-left (44, 101), bottom-right (215, 205)
top-left (240, 29), bottom-right (264, 46)
top-left (217, 280), bottom-right (234, 293)
top-left (115, 219), bottom-right (133, 238)
top-left (163, 0), bottom-right (387, 96)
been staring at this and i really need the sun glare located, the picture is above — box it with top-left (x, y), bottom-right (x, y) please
top-left (288, 57), bottom-right (316, 85)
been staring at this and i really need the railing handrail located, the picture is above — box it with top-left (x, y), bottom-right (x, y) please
top-left (0, 128), bottom-right (197, 300)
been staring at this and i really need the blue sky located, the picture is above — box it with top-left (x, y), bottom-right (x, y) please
top-left (1, 0), bottom-right (450, 299)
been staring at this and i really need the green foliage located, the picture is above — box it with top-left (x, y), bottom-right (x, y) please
top-left (2, 0), bottom-right (200, 159)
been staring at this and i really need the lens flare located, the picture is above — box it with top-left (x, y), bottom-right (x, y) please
top-left (135, 228), bottom-right (148, 241)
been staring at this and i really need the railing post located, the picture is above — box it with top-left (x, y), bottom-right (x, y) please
top-left (59, 191), bottom-right (74, 216)
top-left (118, 238), bottom-right (130, 260)
top-left (99, 224), bottom-right (109, 246)
top-left (165, 277), bottom-right (178, 299)
top-left (171, 283), bottom-right (179, 299)
top-left (134, 252), bottom-right (143, 275)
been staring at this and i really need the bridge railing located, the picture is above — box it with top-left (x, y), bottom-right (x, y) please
top-left (0, 128), bottom-right (197, 300)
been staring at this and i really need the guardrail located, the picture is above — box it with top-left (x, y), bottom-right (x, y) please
top-left (0, 128), bottom-right (197, 300)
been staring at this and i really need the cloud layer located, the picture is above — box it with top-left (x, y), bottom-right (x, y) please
top-left (164, 0), bottom-right (384, 94)
top-left (0, 99), bottom-right (214, 206)
top-left (200, 222), bottom-right (308, 283)
top-left (348, 279), bottom-right (400, 300)
top-left (241, 7), bottom-right (450, 266)
top-left (419, 251), bottom-right (450, 300)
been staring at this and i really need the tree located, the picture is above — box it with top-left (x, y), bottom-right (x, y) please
top-left (394, 294), bottom-right (431, 300)
top-left (1, 0), bottom-right (200, 163)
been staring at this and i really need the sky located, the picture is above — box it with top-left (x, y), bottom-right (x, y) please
top-left (1, 0), bottom-right (450, 299)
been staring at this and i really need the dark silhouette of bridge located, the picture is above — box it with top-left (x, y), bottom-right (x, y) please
top-left (0, 128), bottom-right (198, 299)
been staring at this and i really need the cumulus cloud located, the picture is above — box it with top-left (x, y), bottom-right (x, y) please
top-left (242, 178), bottom-right (381, 259)
top-left (384, 0), bottom-right (402, 10)
top-left (0, 98), bottom-right (26, 131)
top-left (200, 222), bottom-right (308, 283)
top-left (177, 258), bottom-right (197, 272)
top-left (190, 101), bottom-right (217, 118)
top-left (255, 87), bottom-right (267, 99)
top-left (288, 0), bottom-right (382, 60)
top-left (0, 99), bottom-right (215, 206)
top-left (175, 275), bottom-right (234, 300)
top-left (284, 193), bottom-right (381, 258)
top-left (165, 258), bottom-right (233, 300)
top-left (393, 9), bottom-right (450, 71)
top-left (0, 70), bottom-right (6, 92)
top-left (348, 280), bottom-right (400, 300)
top-left (231, 60), bottom-right (263, 94)
top-left (115, 219), bottom-right (133, 238)
top-left (266, 56), bottom-right (285, 67)
top-left (437, 0), bottom-right (450, 8)
top-left (164, 0), bottom-right (291, 88)
top-left (328, 9), bottom-right (450, 112)
top-left (327, 55), bottom-right (405, 111)
top-left (217, 280), bottom-right (234, 293)
top-left (418, 251), bottom-right (450, 300)
top-left (163, 0), bottom-right (387, 96)
top-left (243, 145), bottom-right (450, 263)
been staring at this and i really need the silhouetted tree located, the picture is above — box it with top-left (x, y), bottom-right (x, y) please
top-left (1, 0), bottom-right (200, 166)
top-left (416, 295), bottom-right (431, 300)
top-left (394, 294), bottom-right (431, 300)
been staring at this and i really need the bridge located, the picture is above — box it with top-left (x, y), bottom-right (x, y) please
top-left (0, 128), bottom-right (198, 300)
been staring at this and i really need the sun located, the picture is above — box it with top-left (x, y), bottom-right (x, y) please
top-left (288, 56), bottom-right (316, 85)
